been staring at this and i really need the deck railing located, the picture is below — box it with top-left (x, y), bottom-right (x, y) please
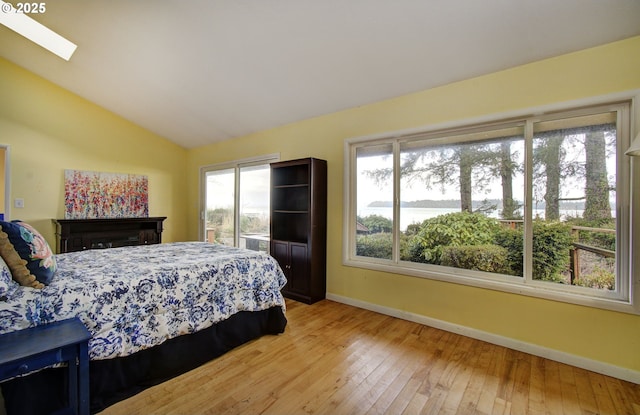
top-left (569, 226), bottom-right (615, 284)
top-left (498, 220), bottom-right (615, 284)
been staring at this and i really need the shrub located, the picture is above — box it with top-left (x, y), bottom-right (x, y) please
top-left (531, 220), bottom-right (574, 282)
top-left (575, 266), bottom-right (615, 290)
top-left (356, 233), bottom-right (392, 259)
top-left (493, 226), bottom-right (523, 277)
top-left (440, 244), bottom-right (510, 274)
top-left (404, 222), bottom-right (424, 237)
top-left (357, 214), bottom-right (393, 234)
top-left (406, 212), bottom-right (502, 264)
top-left (493, 220), bottom-right (574, 281)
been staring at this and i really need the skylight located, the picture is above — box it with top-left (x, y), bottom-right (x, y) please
top-left (0, 1), bottom-right (77, 60)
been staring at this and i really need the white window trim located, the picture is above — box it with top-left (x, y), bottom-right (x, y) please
top-left (199, 153), bottom-right (280, 243)
top-left (343, 90), bottom-right (640, 315)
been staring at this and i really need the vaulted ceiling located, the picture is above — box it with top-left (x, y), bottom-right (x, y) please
top-left (1, 0), bottom-right (639, 148)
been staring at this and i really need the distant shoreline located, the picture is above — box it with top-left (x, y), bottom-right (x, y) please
top-left (367, 199), bottom-right (587, 210)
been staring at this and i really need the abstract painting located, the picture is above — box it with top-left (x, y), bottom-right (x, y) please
top-left (64, 170), bottom-right (149, 219)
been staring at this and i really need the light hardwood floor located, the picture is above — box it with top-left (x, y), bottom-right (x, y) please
top-left (100, 299), bottom-right (640, 415)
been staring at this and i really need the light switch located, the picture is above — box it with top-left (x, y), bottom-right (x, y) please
top-left (14, 198), bottom-right (24, 208)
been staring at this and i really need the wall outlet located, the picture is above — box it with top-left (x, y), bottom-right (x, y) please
top-left (14, 198), bottom-right (24, 208)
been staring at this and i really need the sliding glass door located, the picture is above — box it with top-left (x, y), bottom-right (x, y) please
top-left (202, 155), bottom-right (278, 252)
top-left (204, 168), bottom-right (236, 245)
top-left (238, 164), bottom-right (271, 252)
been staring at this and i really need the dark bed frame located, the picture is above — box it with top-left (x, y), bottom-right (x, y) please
top-left (1, 306), bottom-right (287, 415)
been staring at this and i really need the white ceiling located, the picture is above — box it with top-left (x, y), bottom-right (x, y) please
top-left (1, 0), bottom-right (640, 149)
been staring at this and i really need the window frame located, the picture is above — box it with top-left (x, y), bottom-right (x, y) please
top-left (199, 153), bottom-right (280, 247)
top-left (343, 93), bottom-right (639, 314)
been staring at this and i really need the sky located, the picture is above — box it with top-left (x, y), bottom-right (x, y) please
top-left (356, 134), bottom-right (617, 216)
top-left (206, 165), bottom-right (271, 213)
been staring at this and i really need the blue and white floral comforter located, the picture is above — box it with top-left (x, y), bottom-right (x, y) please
top-left (0, 242), bottom-right (287, 360)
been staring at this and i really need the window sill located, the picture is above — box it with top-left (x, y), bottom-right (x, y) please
top-left (343, 256), bottom-right (638, 315)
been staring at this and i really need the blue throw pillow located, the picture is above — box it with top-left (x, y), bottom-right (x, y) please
top-left (0, 220), bottom-right (57, 285)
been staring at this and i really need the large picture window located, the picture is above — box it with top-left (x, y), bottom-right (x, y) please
top-left (345, 102), bottom-right (634, 311)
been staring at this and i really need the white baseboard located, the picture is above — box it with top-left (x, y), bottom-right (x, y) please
top-left (325, 293), bottom-right (640, 384)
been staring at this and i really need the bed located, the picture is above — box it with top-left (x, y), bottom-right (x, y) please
top-left (0, 241), bottom-right (288, 414)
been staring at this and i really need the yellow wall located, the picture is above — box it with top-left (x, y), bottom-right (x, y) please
top-left (0, 147), bottom-right (5, 216)
top-left (0, 58), bottom-right (189, 244)
top-left (187, 36), bottom-right (640, 374)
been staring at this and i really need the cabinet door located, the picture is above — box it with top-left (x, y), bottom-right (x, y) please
top-left (271, 240), bottom-right (290, 276)
top-left (288, 242), bottom-right (309, 294)
top-left (140, 230), bottom-right (158, 245)
top-left (67, 237), bottom-right (85, 252)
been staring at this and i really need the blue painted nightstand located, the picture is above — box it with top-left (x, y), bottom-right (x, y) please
top-left (0, 318), bottom-right (91, 415)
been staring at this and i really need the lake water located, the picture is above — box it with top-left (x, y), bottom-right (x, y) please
top-left (358, 206), bottom-right (592, 231)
